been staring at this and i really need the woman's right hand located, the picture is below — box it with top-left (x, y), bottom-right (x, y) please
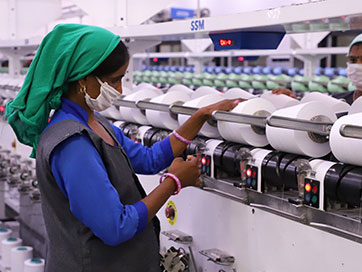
top-left (167, 156), bottom-right (201, 188)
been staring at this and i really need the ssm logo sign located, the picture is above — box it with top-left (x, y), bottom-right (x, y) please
top-left (190, 19), bottom-right (205, 31)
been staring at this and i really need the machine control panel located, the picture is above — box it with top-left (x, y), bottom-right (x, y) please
top-left (304, 178), bottom-right (320, 208)
top-left (244, 165), bottom-right (258, 191)
top-left (200, 155), bottom-right (211, 176)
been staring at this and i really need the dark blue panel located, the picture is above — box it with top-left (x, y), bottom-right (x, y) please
top-left (210, 31), bottom-right (285, 51)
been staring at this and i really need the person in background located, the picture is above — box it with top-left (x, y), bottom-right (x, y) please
top-left (346, 33), bottom-right (362, 103)
top-left (5, 24), bottom-right (243, 272)
top-left (270, 33), bottom-right (362, 105)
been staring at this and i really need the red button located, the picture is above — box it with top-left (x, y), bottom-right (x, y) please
top-left (312, 186), bottom-right (318, 194)
top-left (165, 207), bottom-right (175, 219)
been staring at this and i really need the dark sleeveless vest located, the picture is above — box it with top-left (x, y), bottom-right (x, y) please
top-left (36, 114), bottom-right (161, 272)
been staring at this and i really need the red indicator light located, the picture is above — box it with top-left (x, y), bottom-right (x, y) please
top-left (305, 183), bottom-right (311, 192)
top-left (252, 171), bottom-right (256, 178)
top-left (341, 16), bottom-right (345, 19)
top-left (238, 56), bottom-right (244, 61)
top-left (219, 39), bottom-right (234, 47)
top-left (201, 157), bottom-right (207, 165)
top-left (246, 169), bottom-right (252, 177)
top-left (312, 186), bottom-right (318, 194)
top-left (153, 57), bottom-right (158, 62)
top-left (0, 106), bottom-right (4, 112)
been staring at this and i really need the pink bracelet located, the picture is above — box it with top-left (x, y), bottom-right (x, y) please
top-left (160, 173), bottom-right (182, 195)
top-left (172, 130), bottom-right (192, 145)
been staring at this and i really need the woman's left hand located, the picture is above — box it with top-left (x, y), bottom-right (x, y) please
top-left (201, 98), bottom-right (246, 120)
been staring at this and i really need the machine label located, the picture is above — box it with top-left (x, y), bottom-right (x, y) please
top-left (190, 19), bottom-right (205, 31)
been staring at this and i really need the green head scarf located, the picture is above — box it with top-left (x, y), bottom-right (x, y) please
top-left (5, 24), bottom-right (121, 158)
top-left (349, 33), bottom-right (362, 53)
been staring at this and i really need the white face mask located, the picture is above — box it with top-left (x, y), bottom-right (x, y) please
top-left (84, 77), bottom-right (122, 112)
top-left (347, 63), bottom-right (362, 90)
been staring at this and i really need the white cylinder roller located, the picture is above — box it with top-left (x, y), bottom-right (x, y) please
top-left (191, 86), bottom-right (220, 99)
top-left (11, 246), bottom-right (33, 272)
top-left (24, 258), bottom-right (45, 272)
top-left (119, 88), bottom-right (163, 124)
top-left (301, 92), bottom-right (350, 114)
top-left (223, 88), bottom-right (256, 100)
top-left (266, 101), bottom-right (336, 158)
top-left (178, 94), bottom-right (225, 138)
top-left (218, 98), bottom-right (276, 147)
top-left (261, 91), bottom-right (299, 109)
top-left (146, 91), bottom-right (191, 130)
top-left (329, 112), bottom-right (362, 166)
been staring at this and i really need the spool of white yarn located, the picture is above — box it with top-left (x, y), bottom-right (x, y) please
top-left (218, 98), bottom-right (276, 147)
top-left (11, 246), bottom-right (33, 272)
top-left (167, 84), bottom-right (194, 95)
top-left (191, 86), bottom-right (220, 99)
top-left (1, 237), bottom-right (22, 270)
top-left (348, 95), bottom-right (362, 115)
top-left (301, 92), bottom-right (350, 114)
top-left (329, 112), bottom-right (362, 166)
top-left (261, 91), bottom-right (299, 109)
top-left (133, 83), bottom-right (157, 92)
top-left (24, 258), bottom-right (45, 272)
top-left (146, 91), bottom-right (191, 130)
top-left (119, 88), bottom-right (163, 124)
top-left (178, 94), bottom-right (225, 138)
top-left (266, 101), bottom-right (336, 158)
top-left (100, 105), bottom-right (123, 120)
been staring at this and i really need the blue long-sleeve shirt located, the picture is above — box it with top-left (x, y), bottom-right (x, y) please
top-left (46, 99), bottom-right (174, 246)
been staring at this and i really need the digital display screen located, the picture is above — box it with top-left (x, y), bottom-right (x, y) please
top-left (219, 39), bottom-right (235, 47)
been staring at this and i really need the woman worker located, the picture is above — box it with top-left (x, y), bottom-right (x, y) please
top-left (5, 24), bottom-right (242, 272)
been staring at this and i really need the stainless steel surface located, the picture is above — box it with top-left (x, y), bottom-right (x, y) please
top-left (161, 230), bottom-right (193, 244)
top-left (169, 104), bottom-right (198, 116)
top-left (201, 175), bottom-right (362, 244)
top-left (267, 115), bottom-right (333, 136)
top-left (113, 100), bottom-right (138, 108)
top-left (199, 248), bottom-right (235, 265)
top-left (340, 124), bottom-right (362, 140)
top-left (212, 110), bottom-right (267, 128)
top-left (136, 100), bottom-right (170, 112)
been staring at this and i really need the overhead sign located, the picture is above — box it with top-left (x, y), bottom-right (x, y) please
top-left (170, 7), bottom-right (194, 19)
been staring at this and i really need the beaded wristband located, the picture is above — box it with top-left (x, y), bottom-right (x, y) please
top-left (172, 130), bottom-right (192, 145)
top-left (160, 173), bottom-right (182, 195)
